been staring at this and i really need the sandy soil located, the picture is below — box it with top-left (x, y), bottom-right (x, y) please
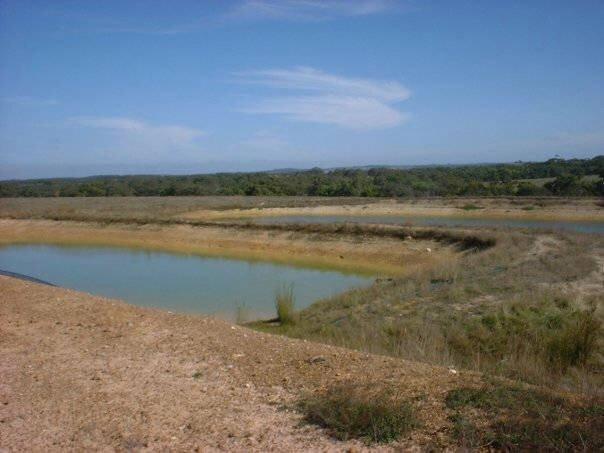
top-left (180, 198), bottom-right (604, 222)
top-left (0, 219), bottom-right (457, 277)
top-left (0, 276), bottom-right (478, 451)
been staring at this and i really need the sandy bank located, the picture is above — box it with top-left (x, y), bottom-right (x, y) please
top-left (0, 276), bottom-right (474, 451)
top-left (0, 219), bottom-right (459, 276)
top-left (181, 198), bottom-right (604, 222)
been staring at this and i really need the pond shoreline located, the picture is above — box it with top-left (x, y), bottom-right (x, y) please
top-left (0, 275), bottom-right (471, 451)
top-left (0, 268), bottom-right (55, 286)
top-left (0, 244), bottom-right (373, 321)
top-left (0, 218), bottom-right (465, 276)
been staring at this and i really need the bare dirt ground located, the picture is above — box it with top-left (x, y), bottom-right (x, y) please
top-left (0, 276), bottom-right (478, 451)
top-left (179, 197), bottom-right (604, 222)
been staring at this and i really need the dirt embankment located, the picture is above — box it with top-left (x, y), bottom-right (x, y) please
top-left (0, 219), bottom-right (468, 276)
top-left (0, 276), bottom-right (477, 451)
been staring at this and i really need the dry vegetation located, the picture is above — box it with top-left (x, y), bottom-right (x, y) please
top-left (252, 229), bottom-right (604, 398)
top-left (1, 195), bottom-right (603, 222)
top-left (1, 196), bottom-right (603, 450)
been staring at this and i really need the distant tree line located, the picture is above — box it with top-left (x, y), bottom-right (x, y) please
top-left (1, 156), bottom-right (603, 198)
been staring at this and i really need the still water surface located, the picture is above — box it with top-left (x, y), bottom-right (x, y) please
top-left (0, 244), bottom-right (372, 321)
top-left (253, 215), bottom-right (604, 234)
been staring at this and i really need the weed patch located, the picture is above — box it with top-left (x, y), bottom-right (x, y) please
top-left (445, 380), bottom-right (604, 450)
top-left (275, 284), bottom-right (296, 325)
top-left (299, 383), bottom-right (418, 444)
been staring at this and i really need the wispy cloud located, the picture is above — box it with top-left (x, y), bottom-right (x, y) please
top-left (235, 66), bottom-right (410, 101)
top-left (69, 117), bottom-right (205, 145)
top-left (36, 1), bottom-right (405, 36)
top-left (228, 0), bottom-right (403, 22)
top-left (1, 96), bottom-right (58, 107)
top-left (235, 67), bottom-right (411, 129)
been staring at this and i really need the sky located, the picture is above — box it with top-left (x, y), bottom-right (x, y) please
top-left (1, 0), bottom-right (603, 179)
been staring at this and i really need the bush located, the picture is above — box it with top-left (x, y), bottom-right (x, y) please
top-left (299, 383), bottom-right (418, 443)
top-left (546, 307), bottom-right (601, 371)
top-left (275, 284), bottom-right (296, 325)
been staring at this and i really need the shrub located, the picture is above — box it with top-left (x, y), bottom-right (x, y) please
top-left (275, 284), bottom-right (296, 325)
top-left (546, 307), bottom-right (601, 371)
top-left (299, 383), bottom-right (418, 443)
top-left (444, 296), bottom-right (602, 378)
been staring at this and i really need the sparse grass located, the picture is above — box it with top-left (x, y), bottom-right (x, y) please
top-left (445, 379), bottom-right (604, 451)
top-left (299, 383), bottom-right (418, 444)
top-left (192, 371), bottom-right (203, 379)
top-left (251, 231), bottom-right (604, 395)
top-left (275, 284), bottom-right (296, 325)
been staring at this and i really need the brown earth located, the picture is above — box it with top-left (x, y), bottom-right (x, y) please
top-left (0, 219), bottom-right (458, 276)
top-left (0, 276), bottom-right (479, 451)
top-left (178, 197), bottom-right (604, 222)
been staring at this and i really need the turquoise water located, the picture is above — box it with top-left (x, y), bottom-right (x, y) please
top-left (253, 215), bottom-right (604, 234)
top-left (0, 244), bottom-right (373, 321)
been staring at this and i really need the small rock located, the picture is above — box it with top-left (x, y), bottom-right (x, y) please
top-left (426, 247), bottom-right (432, 253)
top-left (305, 356), bottom-right (326, 364)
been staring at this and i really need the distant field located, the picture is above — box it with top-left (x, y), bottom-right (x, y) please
top-left (1, 195), bottom-right (602, 224)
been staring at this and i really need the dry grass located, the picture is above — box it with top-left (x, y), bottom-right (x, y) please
top-left (2, 195), bottom-right (603, 223)
top-left (252, 229), bottom-right (604, 396)
top-left (0, 196), bottom-right (376, 221)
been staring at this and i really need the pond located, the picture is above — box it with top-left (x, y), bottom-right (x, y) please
top-left (0, 244), bottom-right (373, 321)
top-left (252, 215), bottom-right (604, 234)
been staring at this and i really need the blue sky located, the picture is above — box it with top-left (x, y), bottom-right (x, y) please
top-left (1, 0), bottom-right (603, 179)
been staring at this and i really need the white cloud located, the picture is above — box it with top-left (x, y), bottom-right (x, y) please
top-left (236, 66), bottom-right (410, 102)
top-left (70, 116), bottom-right (205, 146)
top-left (228, 0), bottom-right (402, 22)
top-left (243, 95), bottom-right (407, 129)
top-left (235, 67), bottom-right (411, 129)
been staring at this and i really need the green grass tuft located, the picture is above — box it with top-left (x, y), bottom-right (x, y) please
top-left (299, 383), bottom-right (418, 444)
top-left (275, 284), bottom-right (296, 325)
